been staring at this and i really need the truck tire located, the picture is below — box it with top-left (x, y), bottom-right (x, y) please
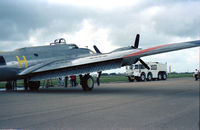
top-left (162, 72), bottom-right (167, 80)
top-left (147, 73), bottom-right (152, 81)
top-left (140, 73), bottom-right (146, 81)
top-left (158, 73), bottom-right (162, 80)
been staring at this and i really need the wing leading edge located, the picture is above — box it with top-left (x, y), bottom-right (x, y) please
top-left (123, 40), bottom-right (200, 58)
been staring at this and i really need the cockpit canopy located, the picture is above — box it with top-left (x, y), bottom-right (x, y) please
top-left (50, 38), bottom-right (79, 49)
top-left (50, 38), bottom-right (66, 46)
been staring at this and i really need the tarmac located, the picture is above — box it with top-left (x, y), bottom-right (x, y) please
top-left (0, 77), bottom-right (199, 130)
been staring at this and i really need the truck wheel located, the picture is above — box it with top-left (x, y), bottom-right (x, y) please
top-left (135, 77), bottom-right (139, 82)
top-left (147, 73), bottom-right (152, 81)
top-left (162, 72), bottom-right (167, 80)
top-left (140, 73), bottom-right (146, 81)
top-left (128, 76), bottom-right (134, 82)
top-left (158, 73), bottom-right (162, 80)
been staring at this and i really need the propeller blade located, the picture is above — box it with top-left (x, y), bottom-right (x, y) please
top-left (133, 34), bottom-right (140, 48)
top-left (93, 45), bottom-right (101, 54)
top-left (139, 59), bottom-right (150, 70)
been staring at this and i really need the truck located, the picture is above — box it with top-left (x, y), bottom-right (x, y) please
top-left (126, 62), bottom-right (167, 82)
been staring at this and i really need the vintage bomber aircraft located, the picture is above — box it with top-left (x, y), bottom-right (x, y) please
top-left (0, 35), bottom-right (200, 91)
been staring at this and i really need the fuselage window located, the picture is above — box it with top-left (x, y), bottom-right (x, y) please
top-left (68, 44), bottom-right (79, 49)
top-left (34, 53), bottom-right (39, 57)
top-left (0, 56), bottom-right (6, 65)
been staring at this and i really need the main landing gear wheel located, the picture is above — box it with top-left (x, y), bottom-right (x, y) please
top-left (81, 75), bottom-right (94, 91)
top-left (28, 81), bottom-right (40, 91)
top-left (6, 81), bottom-right (17, 91)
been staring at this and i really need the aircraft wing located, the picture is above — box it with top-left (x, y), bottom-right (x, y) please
top-left (20, 54), bottom-right (124, 80)
top-left (123, 40), bottom-right (200, 58)
top-left (20, 40), bottom-right (200, 81)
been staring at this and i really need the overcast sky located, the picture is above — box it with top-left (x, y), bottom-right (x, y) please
top-left (0, 0), bottom-right (199, 72)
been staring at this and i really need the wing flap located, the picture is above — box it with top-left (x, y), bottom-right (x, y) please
top-left (29, 59), bottom-right (122, 81)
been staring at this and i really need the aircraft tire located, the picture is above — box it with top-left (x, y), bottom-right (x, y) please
top-left (28, 81), bottom-right (40, 91)
top-left (81, 75), bottom-right (94, 91)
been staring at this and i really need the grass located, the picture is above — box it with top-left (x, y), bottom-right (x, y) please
top-left (167, 73), bottom-right (193, 78)
top-left (0, 73), bottom-right (194, 88)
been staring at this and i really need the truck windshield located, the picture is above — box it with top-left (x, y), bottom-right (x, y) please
top-left (134, 64), bottom-right (145, 69)
top-left (140, 65), bottom-right (145, 69)
top-left (135, 65), bottom-right (139, 69)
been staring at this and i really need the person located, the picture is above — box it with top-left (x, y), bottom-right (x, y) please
top-left (65, 76), bottom-right (68, 88)
top-left (194, 69), bottom-right (199, 81)
top-left (96, 71), bottom-right (102, 86)
top-left (70, 75), bottom-right (76, 87)
top-left (57, 77), bottom-right (64, 87)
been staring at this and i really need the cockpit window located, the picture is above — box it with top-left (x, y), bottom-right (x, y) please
top-left (0, 56), bottom-right (6, 65)
top-left (68, 44), bottom-right (79, 49)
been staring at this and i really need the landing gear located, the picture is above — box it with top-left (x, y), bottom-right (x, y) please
top-left (6, 81), bottom-right (12, 91)
top-left (6, 80), bottom-right (17, 91)
top-left (28, 81), bottom-right (40, 91)
top-left (24, 79), bottom-right (40, 91)
top-left (80, 74), bottom-right (94, 91)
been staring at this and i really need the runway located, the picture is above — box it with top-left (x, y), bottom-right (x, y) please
top-left (0, 78), bottom-right (199, 129)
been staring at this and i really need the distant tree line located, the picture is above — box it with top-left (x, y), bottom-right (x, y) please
top-left (101, 73), bottom-right (126, 76)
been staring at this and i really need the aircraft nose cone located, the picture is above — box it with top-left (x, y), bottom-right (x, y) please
top-left (0, 66), bottom-right (19, 81)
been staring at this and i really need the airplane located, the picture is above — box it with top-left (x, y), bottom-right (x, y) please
top-left (0, 34), bottom-right (200, 91)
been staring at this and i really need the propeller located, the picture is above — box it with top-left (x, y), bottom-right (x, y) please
top-left (132, 34), bottom-right (140, 49)
top-left (138, 59), bottom-right (150, 70)
top-left (132, 34), bottom-right (150, 70)
top-left (93, 45), bottom-right (102, 54)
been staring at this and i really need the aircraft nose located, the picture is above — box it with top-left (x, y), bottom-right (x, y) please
top-left (0, 66), bottom-right (19, 81)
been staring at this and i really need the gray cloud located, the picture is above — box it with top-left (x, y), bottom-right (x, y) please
top-left (0, 0), bottom-right (199, 50)
top-left (90, 0), bottom-right (200, 47)
top-left (0, 0), bottom-right (94, 43)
